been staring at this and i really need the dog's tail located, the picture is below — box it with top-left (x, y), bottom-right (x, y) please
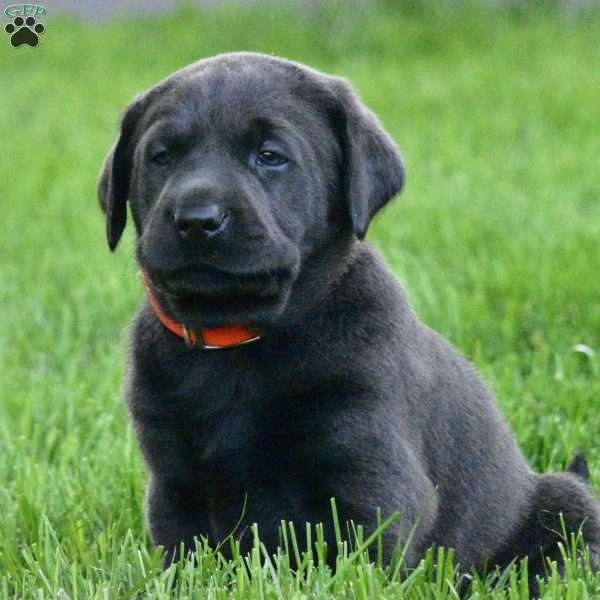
top-left (567, 453), bottom-right (590, 481)
top-left (490, 456), bottom-right (600, 596)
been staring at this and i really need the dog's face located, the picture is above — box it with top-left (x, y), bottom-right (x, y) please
top-left (99, 53), bottom-right (404, 328)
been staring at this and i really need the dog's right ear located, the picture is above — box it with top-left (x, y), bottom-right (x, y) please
top-left (98, 94), bottom-right (147, 251)
top-left (327, 77), bottom-right (405, 240)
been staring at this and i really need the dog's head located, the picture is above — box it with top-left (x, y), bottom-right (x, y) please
top-left (98, 52), bottom-right (404, 329)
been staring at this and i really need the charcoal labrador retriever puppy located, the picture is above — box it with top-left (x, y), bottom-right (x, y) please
top-left (98, 52), bottom-right (600, 586)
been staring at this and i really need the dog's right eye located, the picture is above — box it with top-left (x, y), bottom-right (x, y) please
top-left (256, 150), bottom-right (288, 168)
top-left (151, 150), bottom-right (172, 166)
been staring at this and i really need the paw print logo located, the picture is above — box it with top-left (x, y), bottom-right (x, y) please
top-left (5, 16), bottom-right (45, 47)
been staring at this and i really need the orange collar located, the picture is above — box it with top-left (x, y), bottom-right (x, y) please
top-left (141, 272), bottom-right (261, 350)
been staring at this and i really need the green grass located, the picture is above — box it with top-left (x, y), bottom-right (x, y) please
top-left (1, 2), bottom-right (599, 597)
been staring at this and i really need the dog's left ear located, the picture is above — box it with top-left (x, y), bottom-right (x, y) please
top-left (330, 78), bottom-right (405, 239)
top-left (98, 94), bottom-right (147, 251)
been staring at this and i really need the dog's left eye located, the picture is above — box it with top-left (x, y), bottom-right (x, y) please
top-left (151, 150), bottom-right (172, 166)
top-left (256, 150), bottom-right (288, 168)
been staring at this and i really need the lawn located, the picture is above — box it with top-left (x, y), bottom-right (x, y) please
top-left (1, 2), bottom-right (599, 597)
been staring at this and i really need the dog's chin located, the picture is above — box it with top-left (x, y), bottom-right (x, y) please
top-left (167, 290), bottom-right (290, 329)
top-left (145, 266), bottom-right (295, 329)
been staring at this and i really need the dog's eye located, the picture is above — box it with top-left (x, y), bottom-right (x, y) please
top-left (151, 150), bottom-right (172, 166)
top-left (256, 150), bottom-right (288, 168)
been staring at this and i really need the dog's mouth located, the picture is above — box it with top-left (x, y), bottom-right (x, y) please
top-left (144, 264), bottom-right (294, 327)
top-left (152, 264), bottom-right (286, 299)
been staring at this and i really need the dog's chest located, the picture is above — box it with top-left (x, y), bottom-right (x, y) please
top-left (172, 356), bottom-right (321, 491)
top-left (140, 336), bottom-right (346, 509)
top-left (172, 360), bottom-right (275, 479)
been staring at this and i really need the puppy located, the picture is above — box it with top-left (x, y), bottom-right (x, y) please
top-left (98, 52), bottom-right (600, 588)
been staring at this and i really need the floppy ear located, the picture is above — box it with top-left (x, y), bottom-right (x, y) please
top-left (331, 78), bottom-right (405, 239)
top-left (98, 95), bottom-right (147, 251)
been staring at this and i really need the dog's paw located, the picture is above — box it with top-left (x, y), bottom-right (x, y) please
top-left (4, 16), bottom-right (45, 48)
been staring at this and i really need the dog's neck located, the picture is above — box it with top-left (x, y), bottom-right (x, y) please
top-left (141, 271), bottom-right (262, 350)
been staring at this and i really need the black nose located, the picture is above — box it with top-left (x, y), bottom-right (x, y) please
top-left (174, 204), bottom-right (230, 239)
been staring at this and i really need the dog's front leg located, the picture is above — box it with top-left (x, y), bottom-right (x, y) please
top-left (146, 475), bottom-right (212, 568)
top-left (217, 492), bottom-right (342, 569)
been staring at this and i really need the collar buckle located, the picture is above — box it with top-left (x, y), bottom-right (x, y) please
top-left (181, 324), bottom-right (195, 348)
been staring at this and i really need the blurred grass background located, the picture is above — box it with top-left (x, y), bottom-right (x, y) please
top-left (0, 2), bottom-right (599, 596)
